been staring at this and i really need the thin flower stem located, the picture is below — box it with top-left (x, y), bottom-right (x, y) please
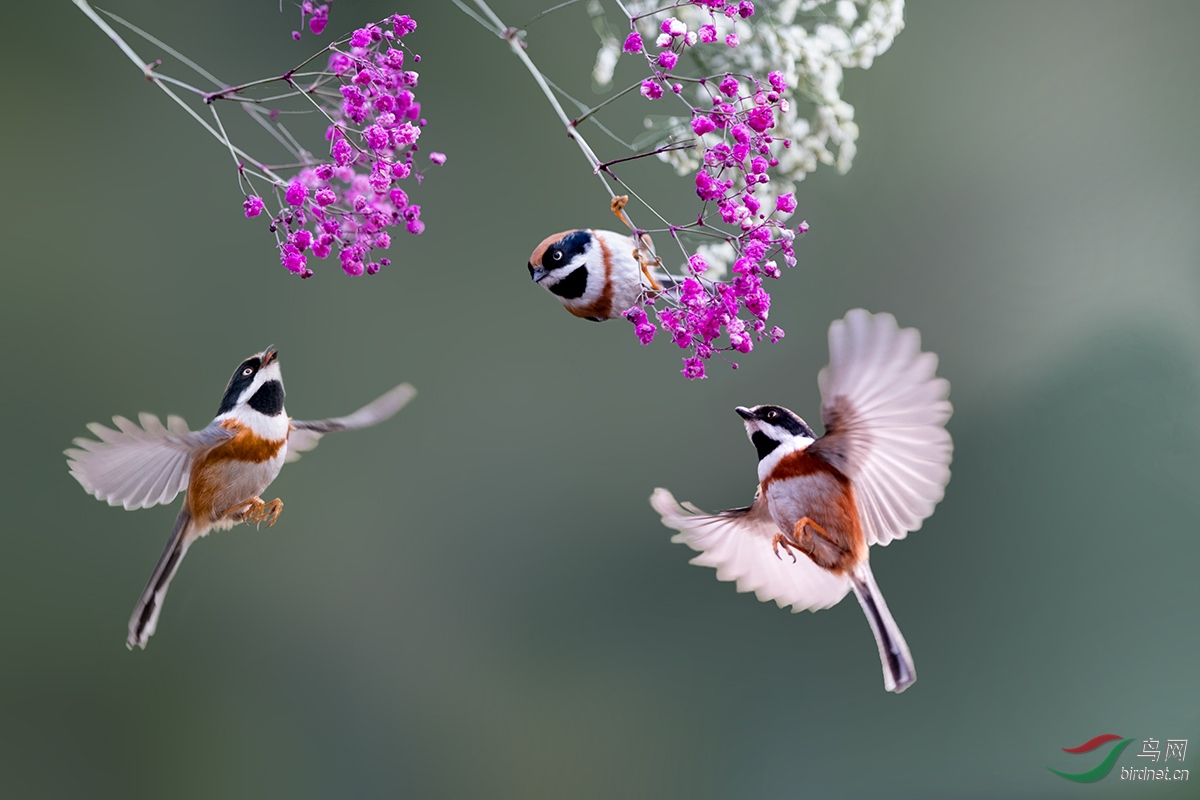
top-left (275, 123), bottom-right (308, 160)
top-left (97, 6), bottom-right (224, 87)
top-left (469, 0), bottom-right (667, 238)
top-left (599, 140), bottom-right (695, 169)
top-left (204, 45), bottom-right (335, 103)
top-left (74, 0), bottom-right (160, 78)
top-left (243, 104), bottom-right (303, 161)
top-left (449, 0), bottom-right (502, 35)
top-left (542, 75), bottom-right (636, 149)
top-left (630, 2), bottom-right (688, 22)
top-left (523, 0), bottom-right (586, 28)
top-left (281, 69), bottom-right (352, 136)
top-left (152, 72), bottom-right (210, 95)
top-left (572, 80), bottom-right (643, 126)
top-left (74, 0), bottom-right (288, 186)
top-left (259, 161), bottom-right (321, 170)
top-left (604, 172), bottom-right (690, 261)
top-left (209, 105), bottom-right (243, 171)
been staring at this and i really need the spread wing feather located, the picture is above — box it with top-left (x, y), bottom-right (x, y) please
top-left (811, 309), bottom-right (953, 546)
top-left (65, 414), bottom-right (234, 511)
top-left (286, 382), bottom-right (416, 462)
top-left (651, 487), bottom-right (852, 613)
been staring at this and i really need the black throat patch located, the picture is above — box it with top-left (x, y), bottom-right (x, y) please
top-left (751, 432), bottom-right (781, 461)
top-left (248, 380), bottom-right (285, 416)
top-left (548, 265), bottom-right (589, 299)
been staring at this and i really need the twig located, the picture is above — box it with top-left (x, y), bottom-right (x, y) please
top-left (73, 0), bottom-right (287, 185)
top-left (469, 0), bottom-right (661, 238)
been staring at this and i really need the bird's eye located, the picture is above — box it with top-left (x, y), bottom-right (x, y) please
top-left (242, 368), bottom-right (254, 376)
top-left (552, 250), bottom-right (562, 261)
top-left (766, 409), bottom-right (778, 420)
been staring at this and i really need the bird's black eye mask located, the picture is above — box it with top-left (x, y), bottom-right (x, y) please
top-left (217, 357), bottom-right (261, 415)
top-left (755, 406), bottom-right (816, 439)
top-left (544, 230), bottom-right (592, 271)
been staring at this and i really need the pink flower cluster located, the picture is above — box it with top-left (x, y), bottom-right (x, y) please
top-left (291, 1), bottom-right (331, 41)
top-left (244, 13), bottom-right (443, 278)
top-left (618, 1), bottom-right (806, 379)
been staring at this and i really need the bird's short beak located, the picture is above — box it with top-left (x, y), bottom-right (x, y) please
top-left (735, 406), bottom-right (755, 421)
top-left (529, 263), bottom-right (548, 283)
top-left (262, 347), bottom-right (278, 366)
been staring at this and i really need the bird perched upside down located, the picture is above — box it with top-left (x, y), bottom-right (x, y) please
top-left (651, 309), bottom-right (953, 693)
top-left (66, 347), bottom-right (416, 650)
top-left (528, 229), bottom-right (661, 321)
top-left (527, 196), bottom-right (663, 321)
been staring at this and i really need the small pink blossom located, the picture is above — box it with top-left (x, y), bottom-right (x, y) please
top-left (392, 13), bottom-right (416, 36)
top-left (280, 243), bottom-right (307, 274)
top-left (285, 181), bottom-right (308, 207)
top-left (309, 6), bottom-right (329, 36)
top-left (682, 357), bottom-right (706, 380)
top-left (640, 79), bottom-right (664, 100)
top-left (364, 124), bottom-right (388, 150)
top-left (239, 12), bottom-right (440, 277)
top-left (331, 138), bottom-right (353, 166)
top-left (660, 17), bottom-right (686, 37)
top-left (746, 106), bottom-right (775, 132)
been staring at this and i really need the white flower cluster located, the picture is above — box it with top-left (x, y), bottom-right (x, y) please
top-left (594, 0), bottom-right (904, 191)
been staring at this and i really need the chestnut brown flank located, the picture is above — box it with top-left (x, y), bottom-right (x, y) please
top-left (766, 449), bottom-right (866, 572)
top-left (187, 422), bottom-right (286, 520)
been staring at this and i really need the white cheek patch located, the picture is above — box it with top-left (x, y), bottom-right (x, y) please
top-left (236, 363), bottom-right (283, 400)
top-left (221, 361), bottom-right (289, 440)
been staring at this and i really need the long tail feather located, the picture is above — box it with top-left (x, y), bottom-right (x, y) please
top-left (127, 507), bottom-right (195, 650)
top-left (850, 562), bottom-right (916, 693)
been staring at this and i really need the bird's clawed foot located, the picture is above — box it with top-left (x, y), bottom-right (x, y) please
top-left (610, 195), bottom-right (663, 291)
top-left (772, 517), bottom-right (832, 564)
top-left (223, 496), bottom-right (284, 528)
top-left (246, 497), bottom-right (283, 528)
top-left (771, 532), bottom-right (802, 562)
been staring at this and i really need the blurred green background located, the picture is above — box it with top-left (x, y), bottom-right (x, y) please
top-left (1, 1), bottom-right (1197, 797)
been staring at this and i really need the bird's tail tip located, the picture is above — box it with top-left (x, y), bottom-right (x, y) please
top-left (851, 562), bottom-right (916, 694)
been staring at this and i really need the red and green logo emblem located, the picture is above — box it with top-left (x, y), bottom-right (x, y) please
top-left (1047, 734), bottom-right (1135, 782)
